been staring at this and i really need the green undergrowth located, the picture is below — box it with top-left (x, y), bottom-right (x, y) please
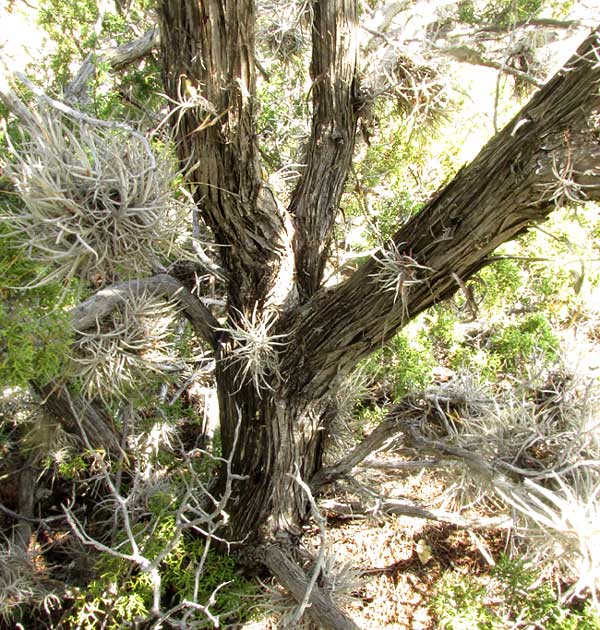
top-left (0, 222), bottom-right (75, 387)
top-left (362, 326), bottom-right (436, 400)
top-left (66, 523), bottom-right (259, 629)
top-left (431, 555), bottom-right (600, 630)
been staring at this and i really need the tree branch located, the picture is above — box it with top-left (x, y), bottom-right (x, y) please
top-left (0, 56), bottom-right (39, 128)
top-left (64, 28), bottom-right (159, 102)
top-left (433, 43), bottom-right (544, 88)
top-left (289, 0), bottom-right (361, 300)
top-left (70, 274), bottom-right (220, 350)
top-left (311, 402), bottom-right (419, 489)
top-left (280, 25), bottom-right (600, 400)
top-left (323, 498), bottom-right (512, 529)
top-left (33, 382), bottom-right (123, 455)
top-left (264, 545), bottom-right (361, 630)
top-left (476, 17), bottom-right (581, 34)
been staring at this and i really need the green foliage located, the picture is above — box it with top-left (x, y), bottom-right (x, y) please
top-left (489, 313), bottom-right (558, 372)
top-left (428, 305), bottom-right (462, 354)
top-left (431, 556), bottom-right (600, 630)
top-left (363, 326), bottom-right (435, 399)
top-left (369, 193), bottom-right (424, 244)
top-left (433, 572), bottom-right (496, 629)
top-left (0, 222), bottom-right (74, 387)
top-left (456, 0), bottom-right (544, 27)
top-left (36, 0), bottom-right (161, 119)
top-left (256, 64), bottom-right (310, 174)
top-left (56, 453), bottom-right (88, 480)
top-left (37, 0), bottom-right (101, 85)
top-left (477, 258), bottom-right (524, 312)
top-left (66, 509), bottom-right (258, 628)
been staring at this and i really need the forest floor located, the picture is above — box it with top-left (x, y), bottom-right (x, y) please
top-left (242, 468), bottom-right (509, 629)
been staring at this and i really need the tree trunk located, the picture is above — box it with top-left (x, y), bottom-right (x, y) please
top-left (157, 0), bottom-right (361, 545)
top-left (156, 0), bottom-right (600, 620)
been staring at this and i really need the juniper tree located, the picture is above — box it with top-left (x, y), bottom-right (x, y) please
top-left (1, 1), bottom-right (600, 628)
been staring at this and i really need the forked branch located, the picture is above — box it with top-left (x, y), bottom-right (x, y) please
top-left (157, 0), bottom-right (292, 309)
top-left (281, 25), bottom-right (600, 400)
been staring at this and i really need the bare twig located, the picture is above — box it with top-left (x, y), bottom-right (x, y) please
top-left (65, 28), bottom-right (159, 102)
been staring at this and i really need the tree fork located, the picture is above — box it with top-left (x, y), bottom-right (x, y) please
top-left (279, 26), bottom-right (600, 401)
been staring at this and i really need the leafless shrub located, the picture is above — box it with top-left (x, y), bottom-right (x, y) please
top-left (496, 472), bottom-right (600, 600)
top-left (64, 399), bottom-right (246, 626)
top-left (417, 370), bottom-right (600, 597)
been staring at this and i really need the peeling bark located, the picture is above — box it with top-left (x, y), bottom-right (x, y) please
top-left (280, 26), bottom-right (600, 401)
top-left (289, 0), bottom-right (361, 300)
top-left (157, 0), bottom-right (293, 311)
top-left (155, 7), bottom-right (600, 626)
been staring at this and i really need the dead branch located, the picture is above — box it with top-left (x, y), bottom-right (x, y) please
top-left (311, 405), bottom-right (415, 490)
top-left (321, 498), bottom-right (512, 530)
top-left (65, 28), bottom-right (159, 102)
top-left (433, 43), bottom-right (544, 88)
top-left (70, 274), bottom-right (219, 350)
top-left (264, 545), bottom-right (361, 630)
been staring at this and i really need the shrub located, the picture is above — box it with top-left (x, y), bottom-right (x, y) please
top-left (489, 313), bottom-right (558, 373)
top-left (431, 555), bottom-right (600, 630)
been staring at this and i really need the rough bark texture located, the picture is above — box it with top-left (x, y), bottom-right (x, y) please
top-left (288, 0), bottom-right (361, 300)
top-left (265, 545), bottom-right (361, 630)
top-left (156, 0), bottom-right (362, 545)
top-left (154, 3), bottom-right (600, 624)
top-left (279, 27), bottom-right (600, 401)
top-left (33, 382), bottom-right (122, 455)
top-left (157, 0), bottom-right (293, 311)
top-left (1, 6), bottom-right (597, 630)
